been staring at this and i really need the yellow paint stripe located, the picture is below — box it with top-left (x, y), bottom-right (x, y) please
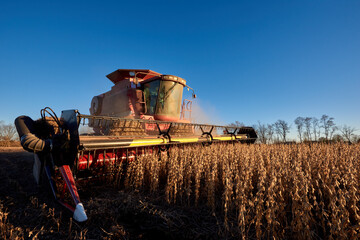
top-left (236, 135), bottom-right (246, 139)
top-left (129, 139), bottom-right (165, 146)
top-left (171, 138), bottom-right (200, 143)
top-left (213, 136), bottom-right (236, 141)
top-left (127, 135), bottom-right (245, 147)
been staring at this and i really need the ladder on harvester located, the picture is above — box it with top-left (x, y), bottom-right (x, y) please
top-left (180, 99), bottom-right (192, 121)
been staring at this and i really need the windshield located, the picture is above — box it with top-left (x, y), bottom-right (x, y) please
top-left (156, 81), bottom-right (183, 117)
top-left (143, 79), bottom-right (184, 119)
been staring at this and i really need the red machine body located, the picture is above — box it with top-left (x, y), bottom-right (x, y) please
top-left (90, 69), bottom-right (190, 122)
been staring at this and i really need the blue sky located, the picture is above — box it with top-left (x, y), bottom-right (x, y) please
top-left (0, 1), bottom-right (359, 139)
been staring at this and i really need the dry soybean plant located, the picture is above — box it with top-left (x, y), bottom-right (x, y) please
top-left (119, 143), bottom-right (360, 239)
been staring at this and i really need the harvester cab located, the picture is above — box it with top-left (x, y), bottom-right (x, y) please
top-left (89, 69), bottom-right (197, 135)
top-left (14, 69), bottom-right (257, 222)
top-left (90, 69), bottom-right (192, 122)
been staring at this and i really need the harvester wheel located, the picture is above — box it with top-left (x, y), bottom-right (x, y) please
top-left (90, 96), bottom-right (103, 115)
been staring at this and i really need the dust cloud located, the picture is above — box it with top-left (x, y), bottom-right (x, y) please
top-left (190, 101), bottom-right (227, 128)
top-left (79, 125), bottom-right (94, 135)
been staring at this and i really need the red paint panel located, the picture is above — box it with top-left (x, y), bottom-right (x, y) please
top-left (77, 147), bottom-right (155, 171)
top-left (59, 165), bottom-right (81, 205)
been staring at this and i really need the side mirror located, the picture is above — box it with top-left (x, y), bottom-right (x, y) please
top-left (186, 85), bottom-right (196, 99)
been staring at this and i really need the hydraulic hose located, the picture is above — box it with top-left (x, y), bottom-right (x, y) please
top-left (14, 115), bottom-right (52, 152)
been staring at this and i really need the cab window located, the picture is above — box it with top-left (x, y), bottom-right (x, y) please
top-left (143, 80), bottom-right (160, 114)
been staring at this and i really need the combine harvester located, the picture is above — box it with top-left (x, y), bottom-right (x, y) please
top-left (15, 69), bottom-right (257, 222)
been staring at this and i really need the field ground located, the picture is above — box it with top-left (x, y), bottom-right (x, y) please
top-left (1, 143), bottom-right (360, 239)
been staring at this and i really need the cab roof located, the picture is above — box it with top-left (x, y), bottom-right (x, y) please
top-left (106, 69), bottom-right (161, 84)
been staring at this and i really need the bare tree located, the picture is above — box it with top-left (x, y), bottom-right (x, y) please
top-left (228, 121), bottom-right (244, 128)
top-left (294, 117), bottom-right (305, 142)
top-left (0, 120), bottom-right (3, 141)
top-left (254, 121), bottom-right (268, 144)
top-left (352, 135), bottom-right (360, 144)
top-left (275, 120), bottom-right (290, 142)
top-left (329, 125), bottom-right (337, 140)
top-left (321, 115), bottom-right (336, 141)
top-left (339, 125), bottom-right (357, 143)
top-left (304, 117), bottom-right (312, 141)
top-left (267, 124), bottom-right (275, 144)
top-left (0, 121), bottom-right (17, 141)
top-left (312, 117), bottom-right (320, 141)
top-left (332, 134), bottom-right (344, 142)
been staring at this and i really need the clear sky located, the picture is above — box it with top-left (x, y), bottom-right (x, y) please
top-left (1, 1), bottom-right (359, 139)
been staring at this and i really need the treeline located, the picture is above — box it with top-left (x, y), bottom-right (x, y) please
top-left (0, 121), bottom-right (19, 147)
top-left (0, 121), bottom-right (17, 141)
top-left (1, 116), bottom-right (359, 145)
top-left (230, 114), bottom-right (359, 144)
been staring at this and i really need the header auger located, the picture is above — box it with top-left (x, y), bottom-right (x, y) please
top-left (14, 69), bottom-right (257, 222)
